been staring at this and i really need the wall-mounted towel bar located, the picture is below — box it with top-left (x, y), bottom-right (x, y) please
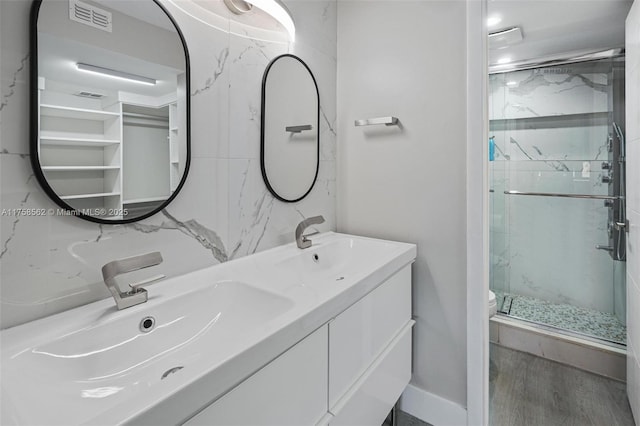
top-left (354, 116), bottom-right (399, 127)
top-left (504, 190), bottom-right (620, 201)
top-left (285, 124), bottom-right (313, 133)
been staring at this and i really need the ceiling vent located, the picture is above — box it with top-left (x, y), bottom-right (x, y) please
top-left (75, 91), bottom-right (105, 99)
top-left (69, 0), bottom-right (112, 33)
top-left (489, 27), bottom-right (523, 50)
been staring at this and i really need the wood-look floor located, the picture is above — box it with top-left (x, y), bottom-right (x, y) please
top-left (490, 344), bottom-right (636, 426)
top-left (397, 344), bottom-right (636, 426)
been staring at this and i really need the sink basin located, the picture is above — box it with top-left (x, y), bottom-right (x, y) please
top-left (1, 281), bottom-right (293, 426)
top-left (273, 235), bottom-right (399, 285)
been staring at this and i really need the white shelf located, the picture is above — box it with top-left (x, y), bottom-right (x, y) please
top-left (40, 136), bottom-right (120, 147)
top-left (168, 101), bottom-right (180, 196)
top-left (60, 192), bottom-right (121, 200)
top-left (40, 104), bottom-right (120, 121)
top-left (123, 196), bottom-right (168, 204)
top-left (42, 165), bottom-right (120, 171)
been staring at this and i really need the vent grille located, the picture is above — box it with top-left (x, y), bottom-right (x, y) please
top-left (75, 91), bottom-right (105, 99)
top-left (69, 0), bottom-right (112, 33)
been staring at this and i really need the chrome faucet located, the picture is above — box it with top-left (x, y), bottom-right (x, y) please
top-left (101, 251), bottom-right (165, 310)
top-left (295, 215), bottom-right (325, 249)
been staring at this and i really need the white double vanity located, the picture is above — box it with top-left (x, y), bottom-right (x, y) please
top-left (1, 232), bottom-right (416, 425)
top-left (17, 2), bottom-right (415, 423)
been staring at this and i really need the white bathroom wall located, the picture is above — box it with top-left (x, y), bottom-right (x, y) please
top-left (625, 0), bottom-right (640, 421)
top-left (0, 0), bottom-right (337, 329)
top-left (337, 0), bottom-right (469, 419)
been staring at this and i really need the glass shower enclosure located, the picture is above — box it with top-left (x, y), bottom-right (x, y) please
top-left (489, 57), bottom-right (627, 346)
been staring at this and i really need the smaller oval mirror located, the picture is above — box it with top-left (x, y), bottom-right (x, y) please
top-left (261, 54), bottom-right (319, 202)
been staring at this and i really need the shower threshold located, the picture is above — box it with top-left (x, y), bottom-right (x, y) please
top-left (493, 291), bottom-right (626, 347)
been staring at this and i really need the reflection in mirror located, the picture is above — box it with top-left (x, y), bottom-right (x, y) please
top-left (261, 54), bottom-right (319, 203)
top-left (31, 0), bottom-right (190, 223)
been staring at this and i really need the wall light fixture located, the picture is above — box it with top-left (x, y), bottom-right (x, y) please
top-left (246, 0), bottom-right (295, 41)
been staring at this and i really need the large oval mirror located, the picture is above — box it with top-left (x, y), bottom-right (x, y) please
top-left (261, 54), bottom-right (319, 203)
top-left (31, 0), bottom-right (190, 223)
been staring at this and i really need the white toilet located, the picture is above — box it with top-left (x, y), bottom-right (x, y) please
top-left (489, 290), bottom-right (497, 317)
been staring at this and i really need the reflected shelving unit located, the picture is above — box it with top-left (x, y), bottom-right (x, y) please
top-left (169, 102), bottom-right (180, 193)
top-left (37, 77), bottom-right (183, 220)
top-left (38, 80), bottom-right (123, 219)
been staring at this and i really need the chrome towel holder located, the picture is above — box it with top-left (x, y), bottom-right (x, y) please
top-left (354, 116), bottom-right (399, 127)
top-left (285, 124), bottom-right (313, 133)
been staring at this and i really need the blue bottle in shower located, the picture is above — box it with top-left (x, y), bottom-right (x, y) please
top-left (489, 136), bottom-right (495, 161)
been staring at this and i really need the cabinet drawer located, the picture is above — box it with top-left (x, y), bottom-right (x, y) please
top-left (185, 326), bottom-right (328, 426)
top-left (328, 265), bottom-right (411, 407)
top-left (329, 322), bottom-right (413, 426)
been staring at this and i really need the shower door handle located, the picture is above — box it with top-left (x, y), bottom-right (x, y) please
top-left (615, 220), bottom-right (629, 232)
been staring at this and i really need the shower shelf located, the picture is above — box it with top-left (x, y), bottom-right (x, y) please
top-left (489, 111), bottom-right (609, 131)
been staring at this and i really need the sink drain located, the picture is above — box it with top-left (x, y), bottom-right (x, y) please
top-left (312, 253), bottom-right (319, 263)
top-left (139, 316), bottom-right (156, 333)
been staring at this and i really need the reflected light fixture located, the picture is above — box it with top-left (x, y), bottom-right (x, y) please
top-left (506, 81), bottom-right (517, 87)
top-left (76, 63), bottom-right (156, 85)
top-left (497, 57), bottom-right (512, 65)
top-left (245, 0), bottom-right (295, 41)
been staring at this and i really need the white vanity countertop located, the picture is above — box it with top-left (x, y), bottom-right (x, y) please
top-left (0, 232), bottom-right (416, 425)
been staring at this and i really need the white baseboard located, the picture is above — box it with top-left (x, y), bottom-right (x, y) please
top-left (399, 384), bottom-right (467, 426)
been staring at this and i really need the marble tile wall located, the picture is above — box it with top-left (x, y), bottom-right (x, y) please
top-left (0, 0), bottom-right (337, 329)
top-left (489, 63), bottom-right (618, 313)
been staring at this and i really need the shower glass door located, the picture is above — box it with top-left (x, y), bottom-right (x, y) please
top-left (489, 58), bottom-right (627, 346)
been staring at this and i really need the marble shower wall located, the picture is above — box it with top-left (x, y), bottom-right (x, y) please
top-left (0, 0), bottom-right (337, 329)
top-left (489, 62), bottom-right (617, 313)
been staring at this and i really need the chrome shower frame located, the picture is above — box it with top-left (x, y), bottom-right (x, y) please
top-left (607, 58), bottom-right (626, 262)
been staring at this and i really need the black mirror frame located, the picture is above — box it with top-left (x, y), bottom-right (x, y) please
top-left (29, 0), bottom-right (191, 224)
top-left (260, 54), bottom-right (320, 203)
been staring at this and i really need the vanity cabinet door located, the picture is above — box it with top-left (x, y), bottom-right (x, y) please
top-left (329, 323), bottom-right (413, 426)
top-left (328, 265), bottom-right (411, 407)
top-left (184, 325), bottom-right (328, 426)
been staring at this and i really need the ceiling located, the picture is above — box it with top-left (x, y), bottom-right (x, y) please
top-left (488, 0), bottom-right (634, 66)
top-left (91, 0), bottom-right (178, 32)
top-left (39, 33), bottom-right (182, 98)
top-left (37, 0), bottom-right (185, 98)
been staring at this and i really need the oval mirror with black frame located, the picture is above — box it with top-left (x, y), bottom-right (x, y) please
top-left (30, 0), bottom-right (190, 224)
top-left (261, 54), bottom-right (319, 203)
